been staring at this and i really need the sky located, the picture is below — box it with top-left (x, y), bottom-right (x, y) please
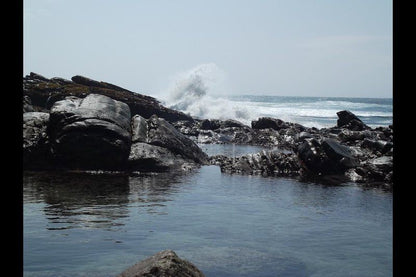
top-left (23, 0), bottom-right (392, 98)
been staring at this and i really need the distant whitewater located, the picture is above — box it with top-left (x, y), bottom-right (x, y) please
top-left (159, 63), bottom-right (392, 129)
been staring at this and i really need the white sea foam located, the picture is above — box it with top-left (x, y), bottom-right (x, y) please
top-left (160, 63), bottom-right (257, 125)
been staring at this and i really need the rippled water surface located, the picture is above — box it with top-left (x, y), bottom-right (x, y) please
top-left (24, 163), bottom-right (392, 277)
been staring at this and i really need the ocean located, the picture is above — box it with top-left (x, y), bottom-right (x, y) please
top-left (161, 63), bottom-right (392, 129)
top-left (166, 94), bottom-right (392, 129)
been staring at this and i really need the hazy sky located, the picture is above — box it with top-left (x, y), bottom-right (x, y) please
top-left (24, 0), bottom-right (392, 98)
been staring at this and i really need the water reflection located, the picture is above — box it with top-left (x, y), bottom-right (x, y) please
top-left (127, 171), bottom-right (195, 214)
top-left (23, 170), bottom-right (193, 231)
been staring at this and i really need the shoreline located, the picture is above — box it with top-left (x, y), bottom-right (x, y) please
top-left (23, 72), bottom-right (393, 190)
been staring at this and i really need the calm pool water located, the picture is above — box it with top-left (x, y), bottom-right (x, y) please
top-left (23, 163), bottom-right (392, 276)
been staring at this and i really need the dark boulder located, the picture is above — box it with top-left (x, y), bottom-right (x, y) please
top-left (251, 117), bottom-right (288, 130)
top-left (252, 117), bottom-right (306, 131)
top-left (336, 110), bottom-right (370, 131)
top-left (117, 250), bottom-right (205, 277)
top-left (322, 138), bottom-right (359, 168)
top-left (200, 119), bottom-right (221, 130)
top-left (200, 118), bottom-right (248, 130)
top-left (297, 138), bottom-right (358, 175)
top-left (48, 94), bottom-right (132, 169)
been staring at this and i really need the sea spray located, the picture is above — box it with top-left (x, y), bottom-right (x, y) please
top-left (160, 63), bottom-right (255, 125)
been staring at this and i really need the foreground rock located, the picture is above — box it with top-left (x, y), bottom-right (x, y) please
top-left (23, 86), bottom-right (207, 172)
top-left (118, 250), bottom-right (205, 277)
top-left (48, 93), bottom-right (132, 169)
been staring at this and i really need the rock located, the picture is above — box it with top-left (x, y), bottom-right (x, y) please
top-left (200, 119), bottom-right (221, 130)
top-left (217, 150), bottom-right (300, 177)
top-left (146, 115), bottom-right (208, 164)
top-left (353, 156), bottom-right (393, 190)
top-left (361, 138), bottom-right (391, 154)
top-left (128, 115), bottom-right (208, 171)
top-left (23, 95), bottom-right (34, 112)
top-left (322, 138), bottom-right (359, 168)
top-left (128, 143), bottom-right (198, 172)
top-left (336, 110), bottom-right (370, 131)
top-left (118, 250), bottom-right (205, 277)
top-left (48, 94), bottom-right (132, 169)
top-left (251, 117), bottom-right (288, 130)
top-left (23, 72), bottom-right (193, 123)
top-left (337, 129), bottom-right (375, 144)
top-left (131, 114), bottom-right (149, 143)
top-left (172, 120), bottom-right (200, 137)
top-left (297, 138), bottom-right (358, 175)
top-left (23, 112), bottom-right (52, 169)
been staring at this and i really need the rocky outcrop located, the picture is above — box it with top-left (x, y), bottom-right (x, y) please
top-left (118, 250), bottom-right (205, 277)
top-left (48, 94), bottom-right (132, 169)
top-left (22, 84), bottom-right (208, 172)
top-left (22, 73), bottom-right (393, 188)
top-left (23, 72), bottom-right (193, 122)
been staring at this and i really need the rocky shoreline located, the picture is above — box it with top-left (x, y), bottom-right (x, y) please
top-left (23, 72), bottom-right (393, 191)
top-left (23, 73), bottom-right (393, 276)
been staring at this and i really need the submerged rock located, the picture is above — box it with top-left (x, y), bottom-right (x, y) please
top-left (118, 250), bottom-right (205, 277)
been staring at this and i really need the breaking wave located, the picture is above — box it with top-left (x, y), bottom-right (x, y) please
top-left (160, 63), bottom-right (256, 125)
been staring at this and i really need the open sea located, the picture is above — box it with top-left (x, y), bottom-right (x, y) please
top-left (224, 95), bottom-right (392, 129)
top-left (23, 95), bottom-right (393, 277)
